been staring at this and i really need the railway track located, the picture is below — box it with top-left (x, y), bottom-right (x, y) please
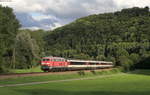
top-left (0, 69), bottom-right (112, 80)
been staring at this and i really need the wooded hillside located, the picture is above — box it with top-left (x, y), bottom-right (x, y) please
top-left (45, 7), bottom-right (150, 69)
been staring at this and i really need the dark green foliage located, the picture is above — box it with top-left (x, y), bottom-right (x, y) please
top-left (0, 65), bottom-right (6, 73)
top-left (14, 30), bottom-right (40, 69)
top-left (129, 53), bottom-right (140, 63)
top-left (135, 55), bottom-right (150, 69)
top-left (118, 56), bottom-right (134, 71)
top-left (78, 70), bottom-right (85, 76)
top-left (0, 6), bottom-right (44, 71)
top-left (0, 5), bottom-right (20, 72)
top-left (91, 70), bottom-right (97, 75)
top-left (116, 7), bottom-right (149, 17)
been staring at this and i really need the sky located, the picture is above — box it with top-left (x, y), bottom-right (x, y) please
top-left (0, 0), bottom-right (150, 30)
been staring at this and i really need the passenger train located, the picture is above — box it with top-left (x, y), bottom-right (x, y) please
top-left (41, 56), bottom-right (114, 72)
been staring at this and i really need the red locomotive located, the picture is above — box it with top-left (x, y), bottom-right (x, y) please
top-left (41, 56), bottom-right (113, 72)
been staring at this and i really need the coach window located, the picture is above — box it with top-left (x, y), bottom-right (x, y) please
top-left (54, 59), bottom-right (58, 61)
top-left (52, 59), bottom-right (56, 61)
top-left (56, 59), bottom-right (59, 61)
top-left (62, 59), bottom-right (65, 62)
top-left (55, 59), bottom-right (57, 61)
top-left (56, 59), bottom-right (60, 61)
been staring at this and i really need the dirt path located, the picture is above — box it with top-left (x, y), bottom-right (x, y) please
top-left (0, 73), bottom-right (124, 88)
top-left (0, 69), bottom-right (112, 80)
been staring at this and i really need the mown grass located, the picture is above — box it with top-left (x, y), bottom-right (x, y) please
top-left (10, 66), bottom-right (43, 73)
top-left (0, 69), bottom-right (150, 95)
top-left (0, 68), bottom-right (122, 85)
top-left (128, 69), bottom-right (150, 75)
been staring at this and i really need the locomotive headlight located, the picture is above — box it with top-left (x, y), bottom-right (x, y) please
top-left (42, 63), bottom-right (46, 65)
top-left (41, 62), bottom-right (49, 65)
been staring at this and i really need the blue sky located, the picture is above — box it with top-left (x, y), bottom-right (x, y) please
top-left (0, 0), bottom-right (150, 30)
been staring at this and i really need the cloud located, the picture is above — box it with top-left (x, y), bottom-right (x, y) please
top-left (15, 12), bottom-right (59, 30)
top-left (0, 0), bottom-right (150, 30)
top-left (114, 0), bottom-right (150, 8)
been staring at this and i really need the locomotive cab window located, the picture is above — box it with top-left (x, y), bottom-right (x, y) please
top-left (43, 59), bottom-right (50, 61)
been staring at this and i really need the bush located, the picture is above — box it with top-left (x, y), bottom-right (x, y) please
top-left (97, 70), bottom-right (106, 75)
top-left (73, 53), bottom-right (91, 60)
top-left (118, 56), bottom-right (134, 71)
top-left (111, 68), bottom-right (121, 73)
top-left (129, 53), bottom-right (140, 64)
top-left (105, 56), bottom-right (116, 66)
top-left (96, 55), bottom-right (106, 61)
top-left (0, 65), bottom-right (9, 74)
top-left (91, 70), bottom-right (97, 75)
top-left (78, 70), bottom-right (85, 76)
top-left (115, 49), bottom-right (129, 58)
top-left (96, 68), bottom-right (123, 75)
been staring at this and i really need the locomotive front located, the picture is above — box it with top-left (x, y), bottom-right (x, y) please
top-left (41, 57), bottom-right (68, 72)
top-left (41, 57), bottom-right (53, 72)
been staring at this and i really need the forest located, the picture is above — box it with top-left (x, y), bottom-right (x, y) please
top-left (0, 6), bottom-right (150, 73)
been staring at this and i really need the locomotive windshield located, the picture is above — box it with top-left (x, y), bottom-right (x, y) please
top-left (42, 59), bottom-right (50, 61)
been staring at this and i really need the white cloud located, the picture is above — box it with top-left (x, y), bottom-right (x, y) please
top-left (51, 23), bottom-right (62, 30)
top-left (82, 0), bottom-right (117, 14)
top-left (114, 0), bottom-right (150, 9)
top-left (21, 26), bottom-right (40, 30)
top-left (31, 14), bottom-right (57, 21)
top-left (0, 0), bottom-right (150, 30)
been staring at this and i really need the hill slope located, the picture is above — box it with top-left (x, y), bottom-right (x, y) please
top-left (44, 7), bottom-right (150, 68)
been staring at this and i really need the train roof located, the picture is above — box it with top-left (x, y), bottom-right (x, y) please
top-left (42, 57), bottom-right (113, 64)
top-left (42, 56), bottom-right (65, 59)
top-left (67, 59), bottom-right (113, 64)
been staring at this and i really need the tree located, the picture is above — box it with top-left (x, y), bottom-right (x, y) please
top-left (130, 53), bottom-right (140, 64)
top-left (96, 55), bottom-right (105, 61)
top-left (136, 55), bottom-right (150, 69)
top-left (0, 6), bottom-right (20, 72)
top-left (14, 31), bottom-right (40, 69)
top-left (118, 56), bottom-right (133, 71)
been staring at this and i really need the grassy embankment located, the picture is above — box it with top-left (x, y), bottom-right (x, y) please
top-left (0, 68), bottom-right (123, 85)
top-left (0, 69), bottom-right (150, 95)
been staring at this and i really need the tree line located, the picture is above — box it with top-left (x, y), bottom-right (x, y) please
top-left (0, 6), bottom-right (150, 73)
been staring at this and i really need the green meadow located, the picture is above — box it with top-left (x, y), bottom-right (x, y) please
top-left (0, 70), bottom-right (150, 95)
top-left (11, 66), bottom-right (43, 73)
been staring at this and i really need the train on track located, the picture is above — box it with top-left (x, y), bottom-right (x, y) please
top-left (41, 56), bottom-right (114, 72)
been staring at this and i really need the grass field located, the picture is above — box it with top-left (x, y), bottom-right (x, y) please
top-left (0, 70), bottom-right (150, 95)
top-left (10, 66), bottom-right (43, 73)
top-left (0, 68), bottom-right (122, 85)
